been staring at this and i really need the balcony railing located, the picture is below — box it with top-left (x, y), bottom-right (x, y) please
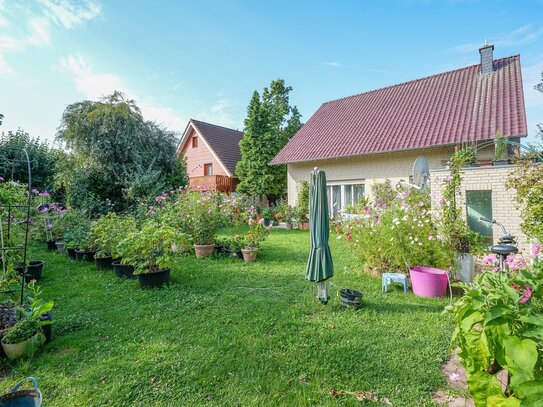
top-left (189, 175), bottom-right (233, 193)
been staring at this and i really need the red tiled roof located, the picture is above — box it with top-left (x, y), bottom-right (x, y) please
top-left (191, 119), bottom-right (243, 175)
top-left (271, 55), bottom-right (527, 165)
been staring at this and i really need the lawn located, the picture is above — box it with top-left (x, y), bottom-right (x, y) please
top-left (0, 229), bottom-right (453, 406)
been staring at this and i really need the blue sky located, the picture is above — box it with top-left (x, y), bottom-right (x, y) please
top-left (1, 0), bottom-right (542, 144)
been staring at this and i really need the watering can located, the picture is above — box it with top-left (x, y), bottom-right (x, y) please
top-left (0, 377), bottom-right (42, 407)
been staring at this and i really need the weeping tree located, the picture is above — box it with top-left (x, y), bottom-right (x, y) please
top-left (56, 92), bottom-right (186, 214)
top-left (236, 79), bottom-right (302, 199)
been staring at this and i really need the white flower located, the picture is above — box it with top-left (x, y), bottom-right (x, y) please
top-left (389, 237), bottom-right (394, 241)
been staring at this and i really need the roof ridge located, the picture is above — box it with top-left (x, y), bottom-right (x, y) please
top-left (191, 118), bottom-right (243, 134)
top-left (322, 54), bottom-right (520, 106)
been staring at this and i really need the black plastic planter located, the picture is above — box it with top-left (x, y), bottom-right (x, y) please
top-left (95, 256), bottom-right (114, 271)
top-left (75, 249), bottom-right (96, 262)
top-left (39, 311), bottom-right (52, 343)
top-left (67, 248), bottom-right (77, 259)
top-left (46, 240), bottom-right (57, 251)
top-left (16, 261), bottom-right (44, 282)
top-left (137, 268), bottom-right (170, 289)
top-left (226, 249), bottom-right (244, 260)
top-left (112, 261), bottom-right (136, 279)
top-left (339, 288), bottom-right (363, 308)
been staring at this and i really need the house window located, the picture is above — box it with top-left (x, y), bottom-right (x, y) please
top-left (326, 183), bottom-right (365, 218)
top-left (192, 137), bottom-right (198, 148)
top-left (204, 163), bottom-right (213, 176)
top-left (466, 190), bottom-right (493, 244)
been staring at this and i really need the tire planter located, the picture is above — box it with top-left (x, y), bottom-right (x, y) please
top-left (339, 289), bottom-right (363, 308)
top-left (95, 256), bottom-right (114, 271)
top-left (194, 244), bottom-right (215, 259)
top-left (241, 248), bottom-right (258, 263)
top-left (1, 332), bottom-right (45, 360)
top-left (46, 240), bottom-right (57, 251)
top-left (263, 219), bottom-right (272, 227)
top-left (67, 248), bottom-right (77, 259)
top-left (55, 241), bottom-right (65, 253)
top-left (409, 266), bottom-right (449, 298)
top-left (226, 249), bottom-right (243, 260)
top-left (16, 261), bottom-right (44, 283)
top-left (0, 376), bottom-right (42, 407)
top-left (75, 249), bottom-right (96, 262)
top-left (137, 268), bottom-right (170, 289)
top-left (112, 261), bottom-right (136, 279)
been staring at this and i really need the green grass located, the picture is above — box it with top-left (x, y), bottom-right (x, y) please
top-left (0, 230), bottom-right (452, 406)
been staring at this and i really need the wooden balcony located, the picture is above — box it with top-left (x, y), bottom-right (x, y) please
top-left (189, 175), bottom-right (233, 193)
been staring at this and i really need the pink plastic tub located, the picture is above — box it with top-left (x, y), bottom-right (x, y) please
top-left (409, 266), bottom-right (449, 298)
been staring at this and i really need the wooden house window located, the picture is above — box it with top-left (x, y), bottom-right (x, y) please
top-left (204, 163), bottom-right (213, 176)
top-left (192, 137), bottom-right (198, 148)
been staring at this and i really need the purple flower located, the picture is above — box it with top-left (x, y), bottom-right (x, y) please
top-left (520, 284), bottom-right (532, 304)
top-left (0, 176), bottom-right (4, 182)
top-left (483, 254), bottom-right (497, 265)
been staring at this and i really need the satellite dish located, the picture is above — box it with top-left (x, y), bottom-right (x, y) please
top-left (398, 156), bottom-right (430, 193)
top-left (413, 156), bottom-right (430, 192)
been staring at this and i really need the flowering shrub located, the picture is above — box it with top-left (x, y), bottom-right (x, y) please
top-left (185, 192), bottom-right (222, 245)
top-left (446, 244), bottom-right (543, 406)
top-left (90, 213), bottom-right (138, 258)
top-left (341, 187), bottom-right (454, 274)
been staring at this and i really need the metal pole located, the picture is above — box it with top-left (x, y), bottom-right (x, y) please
top-left (20, 149), bottom-right (31, 306)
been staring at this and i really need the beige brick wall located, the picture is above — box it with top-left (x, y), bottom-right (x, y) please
top-left (287, 146), bottom-right (455, 205)
top-left (431, 165), bottom-right (528, 254)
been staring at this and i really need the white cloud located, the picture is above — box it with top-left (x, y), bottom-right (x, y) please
top-left (0, 35), bottom-right (22, 51)
top-left (450, 24), bottom-right (543, 54)
top-left (0, 54), bottom-right (12, 75)
top-left (323, 61), bottom-right (342, 67)
top-left (37, 0), bottom-right (101, 29)
top-left (61, 54), bottom-right (186, 131)
top-left (197, 98), bottom-right (241, 129)
top-left (27, 16), bottom-right (51, 47)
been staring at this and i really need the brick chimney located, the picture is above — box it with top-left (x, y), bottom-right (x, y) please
top-left (479, 44), bottom-right (494, 75)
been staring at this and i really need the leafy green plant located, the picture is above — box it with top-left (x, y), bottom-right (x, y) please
top-left (296, 180), bottom-right (310, 223)
top-left (446, 256), bottom-right (543, 406)
top-left (507, 160), bottom-right (543, 243)
top-left (438, 149), bottom-right (484, 254)
top-left (494, 132), bottom-right (509, 161)
top-left (261, 207), bottom-right (274, 221)
top-left (186, 192), bottom-right (220, 245)
top-left (90, 213), bottom-right (138, 258)
top-left (61, 209), bottom-right (93, 250)
top-left (116, 220), bottom-right (189, 274)
top-left (2, 317), bottom-right (40, 344)
top-left (244, 225), bottom-right (269, 249)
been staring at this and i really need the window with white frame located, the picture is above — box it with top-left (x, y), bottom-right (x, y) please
top-left (326, 182), bottom-right (365, 218)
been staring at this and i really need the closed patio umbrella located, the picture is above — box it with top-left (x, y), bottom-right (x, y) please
top-left (305, 168), bottom-right (334, 304)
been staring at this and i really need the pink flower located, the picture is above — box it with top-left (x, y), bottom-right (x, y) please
top-left (448, 373), bottom-right (460, 382)
top-left (417, 201), bottom-right (424, 207)
top-left (530, 243), bottom-right (542, 259)
top-left (483, 254), bottom-right (497, 265)
top-left (506, 254), bottom-right (526, 271)
top-left (428, 235), bottom-right (434, 240)
top-left (520, 284), bottom-right (532, 304)
top-left (439, 198), bottom-right (446, 206)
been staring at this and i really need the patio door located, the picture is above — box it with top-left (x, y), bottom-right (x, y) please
top-left (327, 185), bottom-right (342, 218)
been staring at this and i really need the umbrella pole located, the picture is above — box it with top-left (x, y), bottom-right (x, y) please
top-left (317, 280), bottom-right (329, 304)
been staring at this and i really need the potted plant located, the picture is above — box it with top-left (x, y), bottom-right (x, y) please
top-left (260, 207), bottom-right (274, 228)
top-left (90, 213), bottom-right (137, 271)
top-left (241, 225), bottom-right (269, 263)
top-left (15, 260), bottom-right (45, 283)
top-left (1, 288), bottom-right (53, 360)
top-left (187, 193), bottom-right (220, 259)
top-left (116, 220), bottom-right (189, 288)
top-left (493, 132), bottom-right (510, 166)
top-left (105, 215), bottom-right (139, 278)
top-left (225, 234), bottom-right (245, 259)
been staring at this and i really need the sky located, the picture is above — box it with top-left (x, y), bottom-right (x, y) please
top-left (1, 0), bottom-right (542, 145)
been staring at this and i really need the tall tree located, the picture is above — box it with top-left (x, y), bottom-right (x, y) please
top-left (56, 92), bottom-right (187, 213)
top-left (236, 79), bottom-right (302, 197)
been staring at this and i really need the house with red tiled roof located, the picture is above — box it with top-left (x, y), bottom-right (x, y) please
top-left (272, 45), bottom-right (530, 250)
top-left (177, 119), bottom-right (243, 193)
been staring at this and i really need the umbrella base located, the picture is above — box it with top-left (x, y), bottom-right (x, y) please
top-left (317, 281), bottom-right (329, 304)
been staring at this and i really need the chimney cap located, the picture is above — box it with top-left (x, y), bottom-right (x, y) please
top-left (479, 43), bottom-right (495, 53)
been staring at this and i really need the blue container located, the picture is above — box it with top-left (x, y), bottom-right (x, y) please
top-left (0, 377), bottom-right (42, 407)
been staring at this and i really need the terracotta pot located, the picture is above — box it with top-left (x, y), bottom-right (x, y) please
top-left (298, 223), bottom-right (310, 231)
top-left (241, 248), bottom-right (258, 263)
top-left (194, 244), bottom-right (215, 259)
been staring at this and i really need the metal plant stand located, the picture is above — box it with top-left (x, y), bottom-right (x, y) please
top-left (0, 148), bottom-right (32, 305)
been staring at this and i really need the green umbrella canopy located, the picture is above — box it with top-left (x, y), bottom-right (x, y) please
top-left (305, 169), bottom-right (334, 282)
